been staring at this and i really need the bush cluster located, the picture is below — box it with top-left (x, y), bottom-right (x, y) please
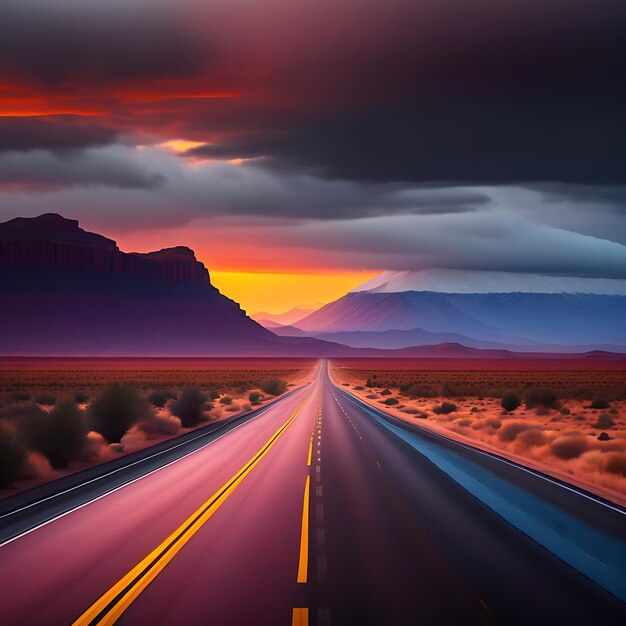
top-left (500, 392), bottom-right (521, 412)
top-left (90, 384), bottom-right (153, 443)
top-left (169, 388), bottom-right (209, 427)
top-left (260, 378), bottom-right (288, 396)
top-left (524, 388), bottom-right (559, 410)
top-left (433, 402), bottom-right (458, 415)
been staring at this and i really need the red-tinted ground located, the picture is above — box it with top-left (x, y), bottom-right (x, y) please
top-left (332, 356), bottom-right (626, 371)
top-left (0, 359), bottom-right (316, 497)
top-left (0, 357), bottom-right (318, 371)
top-left (332, 362), bottom-right (626, 506)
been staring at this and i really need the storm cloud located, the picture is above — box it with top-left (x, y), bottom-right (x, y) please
top-left (0, 0), bottom-right (625, 279)
top-left (0, 118), bottom-right (118, 153)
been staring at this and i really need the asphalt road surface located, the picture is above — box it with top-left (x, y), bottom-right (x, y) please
top-left (1, 361), bottom-right (625, 625)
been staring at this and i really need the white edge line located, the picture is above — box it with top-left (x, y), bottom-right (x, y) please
top-left (0, 387), bottom-right (304, 521)
top-left (335, 384), bottom-right (626, 517)
top-left (0, 389), bottom-right (308, 548)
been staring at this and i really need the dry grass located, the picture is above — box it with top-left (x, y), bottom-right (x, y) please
top-left (0, 359), bottom-right (314, 496)
top-left (334, 365), bottom-right (626, 505)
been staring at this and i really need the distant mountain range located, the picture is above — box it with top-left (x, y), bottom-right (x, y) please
top-left (2, 215), bottom-right (623, 358)
top-left (251, 306), bottom-right (319, 328)
top-left (293, 270), bottom-right (626, 350)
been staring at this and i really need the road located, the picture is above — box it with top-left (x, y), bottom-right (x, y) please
top-left (0, 361), bottom-right (625, 625)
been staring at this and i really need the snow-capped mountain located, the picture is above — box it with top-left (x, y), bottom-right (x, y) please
top-left (295, 269), bottom-right (626, 348)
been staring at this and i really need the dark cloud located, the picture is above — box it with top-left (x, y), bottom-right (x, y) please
top-left (0, 117), bottom-right (118, 153)
top-left (184, 101), bottom-right (626, 185)
top-left (173, 0), bottom-right (626, 186)
top-left (0, 1), bottom-right (206, 87)
top-left (532, 184), bottom-right (626, 211)
top-left (0, 147), bottom-right (165, 190)
top-left (2, 0), bottom-right (625, 186)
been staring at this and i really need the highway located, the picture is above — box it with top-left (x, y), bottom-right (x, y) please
top-left (0, 361), bottom-right (625, 625)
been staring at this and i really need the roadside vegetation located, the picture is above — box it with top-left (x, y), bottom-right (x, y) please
top-left (0, 365), bottom-right (306, 492)
top-left (334, 366), bottom-right (626, 505)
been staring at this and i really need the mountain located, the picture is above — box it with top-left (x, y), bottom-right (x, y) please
top-left (3, 217), bottom-right (622, 358)
top-left (0, 214), bottom-right (343, 356)
top-left (295, 270), bottom-right (626, 348)
top-left (309, 328), bottom-right (625, 353)
top-left (310, 328), bottom-right (528, 350)
top-left (251, 306), bottom-right (320, 328)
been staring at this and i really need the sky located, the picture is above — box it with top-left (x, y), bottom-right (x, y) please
top-left (0, 0), bottom-right (625, 313)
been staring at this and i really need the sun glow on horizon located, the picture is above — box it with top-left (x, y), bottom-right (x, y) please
top-left (211, 269), bottom-right (378, 315)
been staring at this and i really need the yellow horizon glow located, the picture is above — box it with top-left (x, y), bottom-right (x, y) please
top-left (211, 269), bottom-right (378, 315)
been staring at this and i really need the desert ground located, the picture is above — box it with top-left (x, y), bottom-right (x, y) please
top-left (0, 358), bottom-right (316, 496)
top-left (332, 359), bottom-right (626, 506)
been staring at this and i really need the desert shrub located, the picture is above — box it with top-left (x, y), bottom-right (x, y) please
top-left (366, 394), bottom-right (378, 399)
top-left (248, 391), bottom-right (262, 404)
top-left (498, 422), bottom-right (531, 442)
top-left (550, 435), bottom-right (588, 460)
top-left (354, 386), bottom-right (365, 391)
top-left (597, 432), bottom-right (612, 441)
top-left (407, 384), bottom-right (436, 398)
top-left (28, 399), bottom-right (86, 468)
top-left (366, 378), bottom-right (376, 388)
top-left (169, 388), bottom-right (208, 427)
top-left (525, 387), bottom-right (559, 410)
top-left (73, 392), bottom-right (89, 404)
top-left (209, 390), bottom-right (220, 400)
top-left (0, 424), bottom-right (27, 488)
top-left (219, 395), bottom-right (233, 405)
top-left (456, 418), bottom-right (472, 427)
top-left (260, 378), bottom-right (288, 396)
top-left (605, 453), bottom-right (626, 476)
top-left (433, 402), bottom-right (457, 415)
top-left (148, 389), bottom-right (177, 408)
top-left (518, 428), bottom-right (547, 447)
top-left (35, 394), bottom-right (57, 406)
top-left (593, 413), bottom-right (616, 429)
top-left (90, 384), bottom-right (153, 443)
top-left (380, 389), bottom-right (392, 396)
top-left (560, 407), bottom-right (571, 415)
top-left (500, 392), bottom-right (521, 412)
top-left (384, 398), bottom-right (399, 406)
top-left (590, 398), bottom-right (610, 409)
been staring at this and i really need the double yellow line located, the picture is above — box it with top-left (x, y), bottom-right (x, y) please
top-left (73, 397), bottom-right (308, 626)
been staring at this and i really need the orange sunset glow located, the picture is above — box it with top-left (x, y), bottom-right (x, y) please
top-left (109, 222), bottom-right (377, 313)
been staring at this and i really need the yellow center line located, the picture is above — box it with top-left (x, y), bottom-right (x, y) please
top-left (307, 438), bottom-right (313, 466)
top-left (296, 475), bottom-right (311, 583)
top-left (292, 607), bottom-right (309, 625)
top-left (72, 397), bottom-right (309, 626)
